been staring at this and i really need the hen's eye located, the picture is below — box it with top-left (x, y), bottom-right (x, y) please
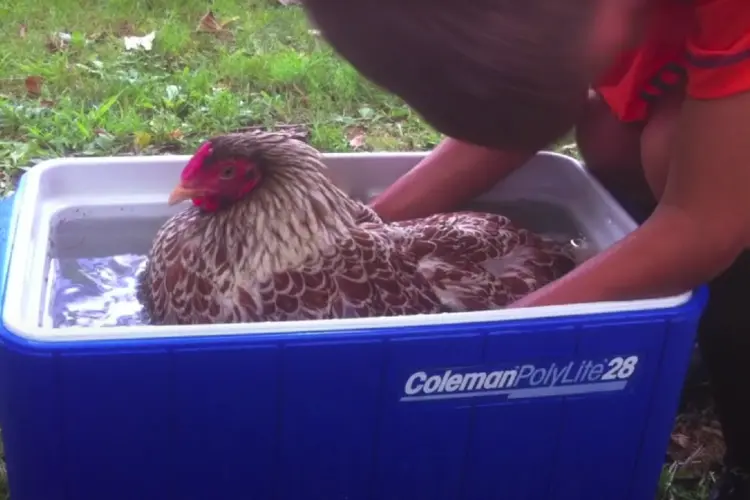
top-left (220, 166), bottom-right (235, 179)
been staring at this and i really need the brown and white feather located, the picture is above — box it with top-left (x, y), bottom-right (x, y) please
top-left (137, 131), bottom-right (577, 325)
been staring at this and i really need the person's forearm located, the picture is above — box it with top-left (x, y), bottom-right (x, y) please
top-left (511, 205), bottom-right (741, 307)
top-left (370, 138), bottom-right (533, 222)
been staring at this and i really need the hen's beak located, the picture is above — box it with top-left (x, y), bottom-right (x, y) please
top-left (168, 184), bottom-right (204, 206)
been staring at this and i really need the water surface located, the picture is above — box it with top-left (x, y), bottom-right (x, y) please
top-left (47, 200), bottom-right (588, 329)
top-left (50, 254), bottom-right (147, 328)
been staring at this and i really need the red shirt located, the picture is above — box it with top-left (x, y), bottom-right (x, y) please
top-left (595, 0), bottom-right (750, 122)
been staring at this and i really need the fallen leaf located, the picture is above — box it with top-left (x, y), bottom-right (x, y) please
top-left (115, 21), bottom-right (137, 37)
top-left (670, 433), bottom-right (690, 449)
top-left (25, 76), bottom-right (43, 97)
top-left (19, 24), bottom-right (27, 39)
top-left (197, 11), bottom-right (222, 32)
top-left (346, 126), bottom-right (367, 149)
top-left (196, 10), bottom-right (238, 39)
top-left (40, 99), bottom-right (55, 108)
top-left (349, 134), bottom-right (365, 149)
top-left (123, 31), bottom-right (156, 51)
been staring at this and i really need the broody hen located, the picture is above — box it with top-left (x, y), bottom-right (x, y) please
top-left (136, 130), bottom-right (579, 325)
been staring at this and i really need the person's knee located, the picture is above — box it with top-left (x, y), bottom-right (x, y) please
top-left (575, 92), bottom-right (643, 174)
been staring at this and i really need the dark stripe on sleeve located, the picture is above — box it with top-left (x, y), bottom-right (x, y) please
top-left (686, 48), bottom-right (750, 69)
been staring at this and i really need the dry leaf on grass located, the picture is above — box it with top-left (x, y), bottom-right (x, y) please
top-left (25, 76), bottom-right (43, 98)
top-left (19, 24), bottom-right (27, 39)
top-left (349, 134), bottom-right (365, 149)
top-left (197, 11), bottom-right (221, 32)
top-left (115, 21), bottom-right (137, 37)
top-left (168, 129), bottom-right (184, 140)
top-left (196, 10), bottom-right (238, 40)
top-left (670, 433), bottom-right (690, 449)
top-left (0, 76), bottom-right (48, 101)
top-left (346, 127), bottom-right (367, 149)
top-left (667, 412), bottom-right (726, 478)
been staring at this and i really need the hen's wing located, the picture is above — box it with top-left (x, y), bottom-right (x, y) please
top-left (141, 208), bottom-right (575, 325)
top-left (247, 228), bottom-right (445, 321)
top-left (387, 212), bottom-right (577, 311)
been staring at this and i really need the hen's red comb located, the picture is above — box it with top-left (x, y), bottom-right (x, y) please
top-left (181, 141), bottom-right (213, 181)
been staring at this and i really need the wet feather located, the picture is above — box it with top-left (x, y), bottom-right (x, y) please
top-left (136, 131), bottom-right (578, 325)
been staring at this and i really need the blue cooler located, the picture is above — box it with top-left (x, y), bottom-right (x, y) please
top-left (0, 151), bottom-right (707, 500)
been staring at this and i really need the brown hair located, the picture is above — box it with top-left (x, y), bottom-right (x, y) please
top-left (302, 0), bottom-right (595, 152)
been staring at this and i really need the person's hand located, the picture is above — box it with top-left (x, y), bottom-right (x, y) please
top-left (370, 138), bottom-right (533, 222)
top-left (510, 91), bottom-right (750, 307)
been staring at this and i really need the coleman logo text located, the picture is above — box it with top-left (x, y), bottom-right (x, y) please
top-left (400, 356), bottom-right (639, 402)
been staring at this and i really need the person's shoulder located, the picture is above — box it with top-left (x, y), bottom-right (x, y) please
top-left (688, 0), bottom-right (750, 49)
top-left (684, 0), bottom-right (750, 100)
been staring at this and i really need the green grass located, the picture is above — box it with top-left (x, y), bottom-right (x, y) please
top-left (0, 0), bottom-right (443, 188)
top-left (0, 0), bottom-right (724, 498)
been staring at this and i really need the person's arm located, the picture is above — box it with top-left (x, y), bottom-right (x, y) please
top-left (370, 138), bottom-right (533, 222)
top-left (511, 90), bottom-right (750, 307)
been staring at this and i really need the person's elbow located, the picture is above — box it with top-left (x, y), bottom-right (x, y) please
top-left (657, 204), bottom-right (744, 287)
top-left (694, 221), bottom-right (745, 284)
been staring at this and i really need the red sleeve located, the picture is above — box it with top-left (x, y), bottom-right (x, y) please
top-left (686, 0), bottom-right (750, 99)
